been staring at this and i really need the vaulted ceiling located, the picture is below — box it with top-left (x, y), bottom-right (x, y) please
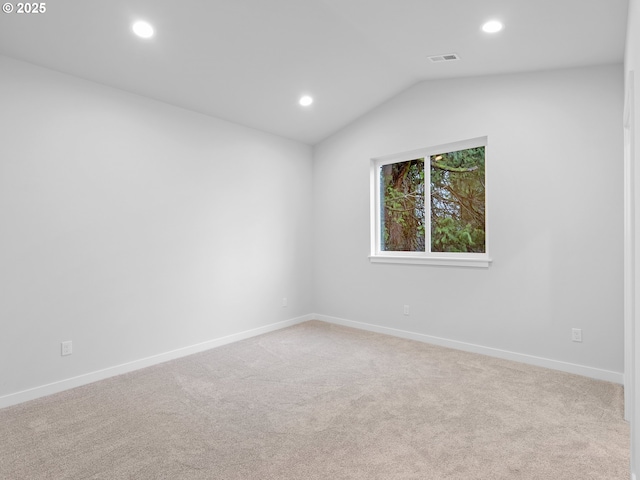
top-left (0, 0), bottom-right (629, 144)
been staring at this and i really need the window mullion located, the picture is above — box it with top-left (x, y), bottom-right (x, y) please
top-left (425, 161), bottom-right (430, 253)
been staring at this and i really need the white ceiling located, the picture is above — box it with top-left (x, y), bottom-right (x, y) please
top-left (0, 0), bottom-right (629, 145)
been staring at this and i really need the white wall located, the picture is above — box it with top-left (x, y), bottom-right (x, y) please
top-left (0, 56), bottom-right (314, 403)
top-left (0, 55), bottom-right (626, 408)
top-left (313, 65), bottom-right (624, 379)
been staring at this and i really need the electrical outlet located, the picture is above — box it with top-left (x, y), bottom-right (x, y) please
top-left (282, 297), bottom-right (288, 307)
top-left (571, 328), bottom-right (582, 343)
top-left (403, 305), bottom-right (410, 316)
top-left (61, 341), bottom-right (73, 356)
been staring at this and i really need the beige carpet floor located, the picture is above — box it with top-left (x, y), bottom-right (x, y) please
top-left (0, 321), bottom-right (629, 479)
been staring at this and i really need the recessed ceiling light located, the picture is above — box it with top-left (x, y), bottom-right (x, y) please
top-left (132, 21), bottom-right (154, 39)
top-left (482, 20), bottom-right (503, 33)
top-left (299, 95), bottom-right (314, 107)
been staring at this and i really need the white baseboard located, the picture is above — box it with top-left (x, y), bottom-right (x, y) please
top-left (0, 312), bottom-right (624, 410)
top-left (0, 314), bottom-right (313, 409)
top-left (315, 314), bottom-right (624, 385)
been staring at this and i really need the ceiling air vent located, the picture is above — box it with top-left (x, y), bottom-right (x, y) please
top-left (428, 53), bottom-right (460, 63)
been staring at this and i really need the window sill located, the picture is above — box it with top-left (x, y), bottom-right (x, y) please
top-left (369, 254), bottom-right (492, 268)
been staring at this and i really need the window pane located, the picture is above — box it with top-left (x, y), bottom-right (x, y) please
top-left (430, 147), bottom-right (485, 253)
top-left (380, 158), bottom-right (425, 251)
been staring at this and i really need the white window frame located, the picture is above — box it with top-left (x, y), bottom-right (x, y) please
top-left (370, 136), bottom-right (491, 268)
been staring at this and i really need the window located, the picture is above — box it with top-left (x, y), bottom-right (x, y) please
top-left (370, 137), bottom-right (491, 267)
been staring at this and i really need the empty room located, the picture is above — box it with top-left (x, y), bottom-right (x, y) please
top-left (1, 0), bottom-right (640, 478)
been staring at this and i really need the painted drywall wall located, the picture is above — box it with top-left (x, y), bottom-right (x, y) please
top-left (0, 56), bottom-right (314, 401)
top-left (313, 64), bottom-right (624, 377)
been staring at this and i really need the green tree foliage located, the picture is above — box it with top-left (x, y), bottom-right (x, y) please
top-left (430, 147), bottom-right (485, 253)
top-left (380, 159), bottom-right (425, 251)
top-left (380, 147), bottom-right (485, 254)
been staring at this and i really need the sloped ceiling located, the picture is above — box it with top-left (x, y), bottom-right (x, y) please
top-left (0, 0), bottom-right (629, 144)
